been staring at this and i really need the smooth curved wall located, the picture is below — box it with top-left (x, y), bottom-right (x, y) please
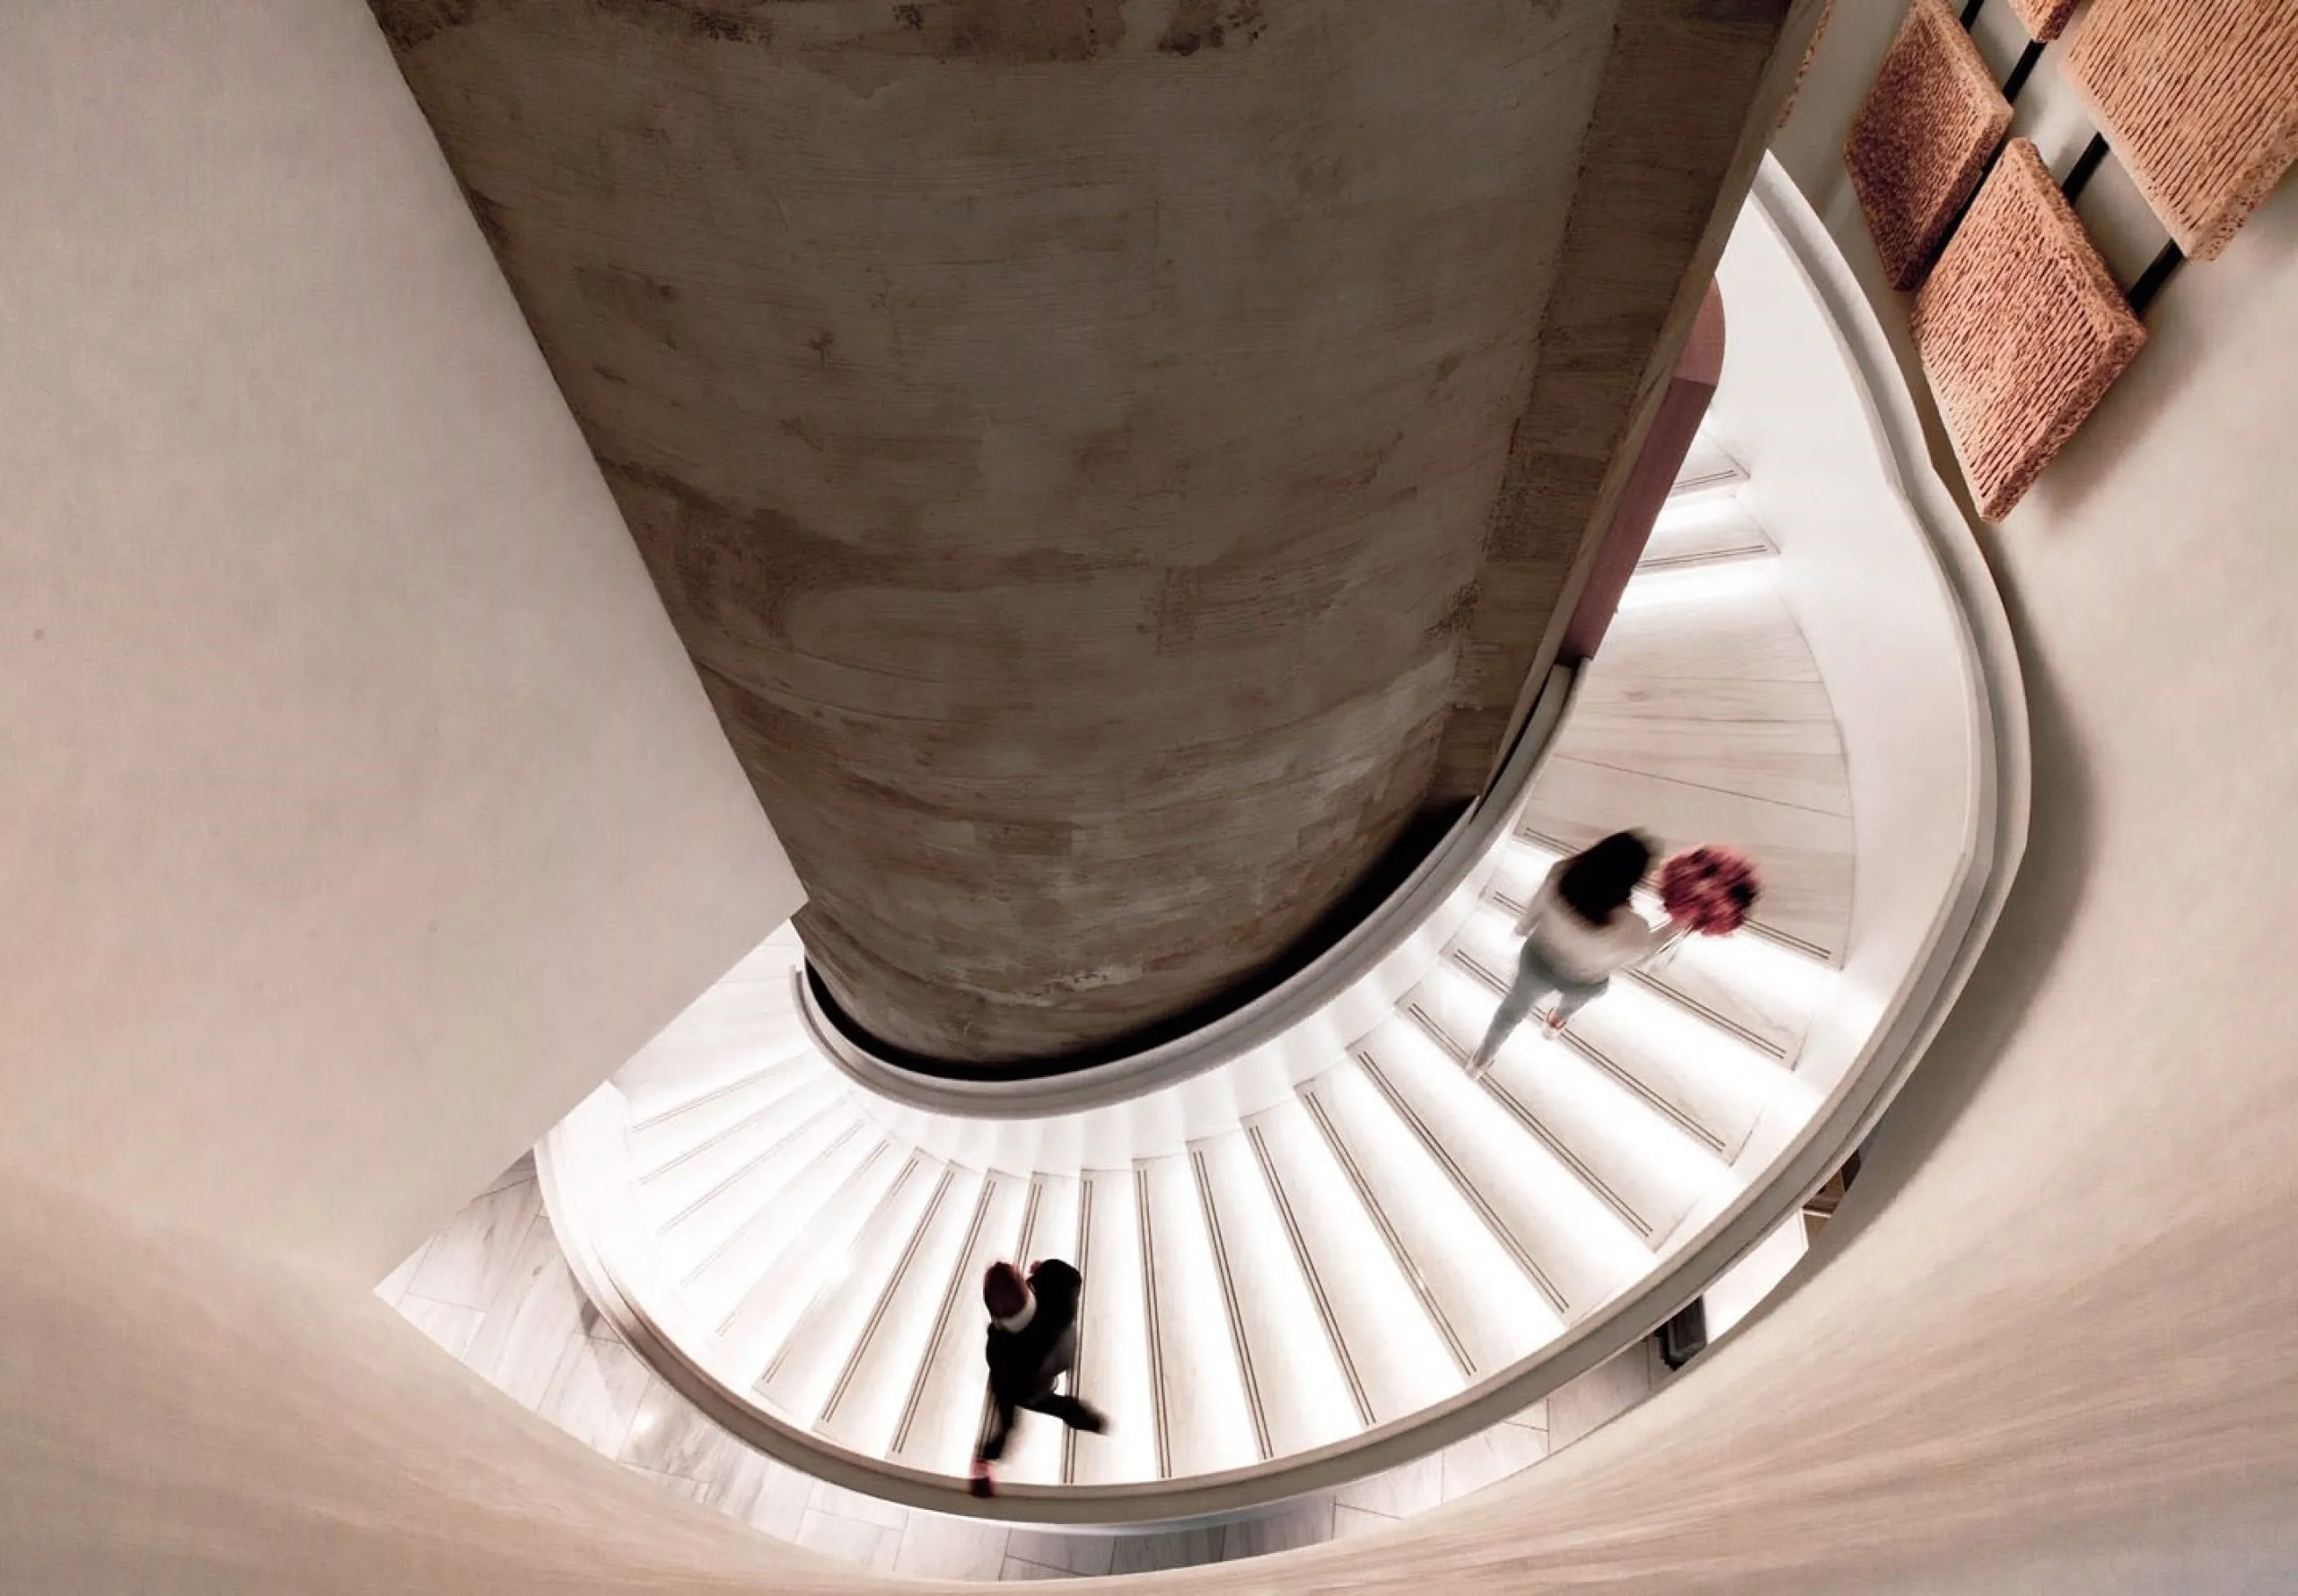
top-left (0, 0), bottom-right (799, 1278)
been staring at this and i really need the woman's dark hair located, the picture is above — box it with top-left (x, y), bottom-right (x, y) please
top-left (983, 1261), bottom-right (1029, 1318)
top-left (1557, 831), bottom-right (1653, 925)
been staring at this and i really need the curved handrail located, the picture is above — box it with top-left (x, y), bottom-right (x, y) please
top-left (537, 154), bottom-right (2030, 1529)
top-left (803, 663), bottom-right (1578, 1119)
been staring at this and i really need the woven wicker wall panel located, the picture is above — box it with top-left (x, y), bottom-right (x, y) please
top-left (1846, 0), bottom-right (2014, 289)
top-left (2005, 0), bottom-right (2083, 44)
top-left (2063, 0), bottom-right (2298, 259)
top-left (1912, 138), bottom-right (2147, 521)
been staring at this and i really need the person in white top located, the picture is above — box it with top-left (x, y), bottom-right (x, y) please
top-left (1468, 830), bottom-right (1677, 1077)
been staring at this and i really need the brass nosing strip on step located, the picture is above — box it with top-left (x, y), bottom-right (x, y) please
top-left (627, 1045), bottom-right (816, 1135)
top-left (681, 1119), bottom-right (865, 1287)
top-left (818, 1164), bottom-right (957, 1430)
top-left (1298, 1086), bottom-right (1477, 1382)
top-left (1636, 544), bottom-right (1776, 574)
top-left (1191, 1144), bottom-right (1273, 1463)
top-left (1623, 967), bottom-right (1790, 1063)
top-left (1404, 988), bottom-right (1656, 1245)
top-left (1246, 1119), bottom-right (1377, 1432)
top-left (656, 1097), bottom-right (846, 1232)
top-left (1136, 1165), bottom-right (1172, 1480)
top-left (1061, 1177), bottom-right (1093, 1487)
top-left (758, 1152), bottom-right (924, 1390)
top-left (1668, 462), bottom-right (1746, 497)
top-left (715, 1137), bottom-right (890, 1339)
top-left (1354, 1048), bottom-right (1570, 1319)
top-left (890, 1172), bottom-right (1000, 1459)
top-left (974, 1178), bottom-right (1048, 1469)
top-left (1558, 1029), bottom-right (1731, 1158)
top-left (1013, 1178), bottom-right (1046, 1267)
top-left (634, 1061), bottom-right (824, 1180)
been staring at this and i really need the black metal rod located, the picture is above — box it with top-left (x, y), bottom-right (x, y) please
top-left (2128, 240), bottom-right (2186, 316)
top-left (2062, 133), bottom-right (2111, 203)
top-left (2003, 39), bottom-right (2046, 101)
top-left (1961, 0), bottom-right (1985, 26)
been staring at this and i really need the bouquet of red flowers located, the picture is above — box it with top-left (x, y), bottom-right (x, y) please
top-left (1660, 846), bottom-right (1761, 936)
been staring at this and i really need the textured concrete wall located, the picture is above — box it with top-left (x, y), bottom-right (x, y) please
top-left (372, 0), bottom-right (1807, 1065)
top-left (0, 0), bottom-right (799, 1279)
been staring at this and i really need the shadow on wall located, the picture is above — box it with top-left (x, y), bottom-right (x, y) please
top-left (1810, 147), bottom-right (2298, 1241)
top-left (2018, 187), bottom-right (2298, 537)
top-left (1799, 593), bottom-right (2092, 1271)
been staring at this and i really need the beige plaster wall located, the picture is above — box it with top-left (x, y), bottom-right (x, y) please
top-left (0, 0), bottom-right (800, 1280)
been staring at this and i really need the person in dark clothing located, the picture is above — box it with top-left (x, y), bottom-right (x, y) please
top-left (969, 1258), bottom-right (1105, 1496)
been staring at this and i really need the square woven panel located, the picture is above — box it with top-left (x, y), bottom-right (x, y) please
top-left (2005, 0), bottom-right (2082, 43)
top-left (2064, 0), bottom-right (2298, 259)
top-left (1912, 139), bottom-right (2147, 521)
top-left (1846, 0), bottom-right (2013, 289)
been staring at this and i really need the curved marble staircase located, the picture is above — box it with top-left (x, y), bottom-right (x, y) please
top-left (539, 440), bottom-right (1858, 1509)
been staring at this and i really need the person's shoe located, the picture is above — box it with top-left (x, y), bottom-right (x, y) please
top-left (969, 1459), bottom-right (996, 1499)
top-left (1076, 1403), bottom-right (1108, 1435)
top-left (1540, 1010), bottom-right (1566, 1041)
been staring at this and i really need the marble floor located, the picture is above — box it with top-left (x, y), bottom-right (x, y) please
top-left (379, 1154), bottom-right (1676, 1579)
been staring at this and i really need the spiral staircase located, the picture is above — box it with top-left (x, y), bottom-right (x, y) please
top-left (538, 427), bottom-right (1867, 1518)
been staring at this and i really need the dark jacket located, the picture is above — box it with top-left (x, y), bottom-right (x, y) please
top-left (977, 1258), bottom-right (1083, 1461)
top-left (985, 1258), bottom-right (1082, 1402)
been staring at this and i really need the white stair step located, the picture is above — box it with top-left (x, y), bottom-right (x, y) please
top-left (1069, 1169), bottom-right (1157, 1485)
top-left (1137, 1154), bottom-right (1259, 1477)
top-left (1560, 577), bottom-right (1820, 686)
top-left (1557, 978), bottom-right (1782, 1165)
top-left (653, 1107), bottom-right (858, 1284)
top-left (1639, 925), bottom-right (1828, 1067)
top-left (888, 1171), bottom-right (1036, 1477)
top-left (631, 1063), bottom-right (838, 1204)
top-left (1615, 555), bottom-right (1783, 617)
top-left (1422, 951), bottom-right (1722, 1246)
top-left (615, 1022), bottom-right (811, 1127)
top-left (1302, 1063), bottom-right (1558, 1376)
top-left (1360, 1016), bottom-right (1645, 1318)
top-left (816, 1165), bottom-right (994, 1459)
top-left (756, 1157), bottom-right (952, 1425)
top-left (682, 1120), bottom-right (884, 1328)
top-left (635, 960), bottom-right (801, 1041)
top-left (719, 1144), bottom-right (917, 1387)
top-left (1000, 1175), bottom-right (1084, 1488)
top-left (664, 1114), bottom-right (868, 1301)
top-left (1671, 434), bottom-right (1745, 500)
top-left (1190, 1132), bottom-right (1360, 1458)
top-left (1639, 495), bottom-right (1774, 571)
top-left (624, 1048), bottom-right (823, 1172)
top-left (1246, 1099), bottom-right (1461, 1425)
top-left (639, 1076), bottom-right (851, 1255)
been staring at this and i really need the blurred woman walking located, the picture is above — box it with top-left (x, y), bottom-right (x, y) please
top-left (1468, 830), bottom-right (1674, 1077)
